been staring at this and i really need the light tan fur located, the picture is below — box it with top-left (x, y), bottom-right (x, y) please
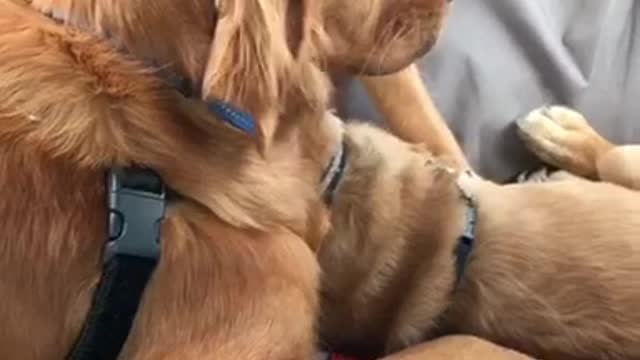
top-left (0, 0), bottom-right (454, 359)
top-left (381, 335), bottom-right (534, 360)
top-left (318, 105), bottom-right (640, 359)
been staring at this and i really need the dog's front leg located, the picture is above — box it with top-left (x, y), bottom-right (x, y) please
top-left (359, 64), bottom-right (468, 168)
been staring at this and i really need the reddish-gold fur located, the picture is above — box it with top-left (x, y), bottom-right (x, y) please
top-left (0, 1), bottom-right (334, 358)
top-left (0, 0), bottom-right (461, 358)
top-left (27, 0), bottom-right (462, 162)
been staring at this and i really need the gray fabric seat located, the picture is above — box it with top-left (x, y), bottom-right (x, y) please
top-left (337, 0), bottom-right (640, 181)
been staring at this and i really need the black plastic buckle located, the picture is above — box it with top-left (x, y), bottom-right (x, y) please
top-left (104, 168), bottom-right (167, 262)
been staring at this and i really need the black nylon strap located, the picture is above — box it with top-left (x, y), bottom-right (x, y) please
top-left (67, 255), bottom-right (158, 360)
top-left (68, 168), bottom-right (166, 360)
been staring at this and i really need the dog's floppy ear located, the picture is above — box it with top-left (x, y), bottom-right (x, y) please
top-left (322, 0), bottom-right (449, 75)
top-left (203, 0), bottom-right (320, 153)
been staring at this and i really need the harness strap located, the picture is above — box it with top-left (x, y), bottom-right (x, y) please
top-left (320, 140), bottom-right (348, 204)
top-left (67, 168), bottom-right (166, 360)
top-left (454, 201), bottom-right (477, 287)
top-left (453, 171), bottom-right (478, 288)
top-left (68, 256), bottom-right (158, 360)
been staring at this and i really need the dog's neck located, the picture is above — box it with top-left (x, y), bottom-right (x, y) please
top-left (318, 143), bottom-right (471, 355)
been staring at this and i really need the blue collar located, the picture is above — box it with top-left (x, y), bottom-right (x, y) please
top-left (46, 10), bottom-right (258, 138)
top-left (207, 100), bottom-right (257, 136)
top-left (163, 70), bottom-right (258, 136)
top-left (454, 191), bottom-right (477, 288)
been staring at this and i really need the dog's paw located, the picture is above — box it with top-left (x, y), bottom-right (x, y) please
top-left (516, 106), bottom-right (612, 178)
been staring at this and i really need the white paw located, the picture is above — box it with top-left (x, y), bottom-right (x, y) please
top-left (515, 105), bottom-right (602, 176)
top-left (516, 105), bottom-right (590, 141)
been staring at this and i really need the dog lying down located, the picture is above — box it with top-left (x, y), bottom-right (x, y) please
top-left (9, 0), bottom-right (630, 359)
top-left (318, 106), bottom-right (640, 360)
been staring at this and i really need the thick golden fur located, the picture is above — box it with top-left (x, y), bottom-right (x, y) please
top-left (320, 0), bottom-right (446, 75)
top-left (0, 1), bottom-right (334, 358)
top-left (27, 0), bottom-right (463, 164)
top-left (27, 0), bottom-right (331, 151)
top-left (0, 0), bottom-right (460, 359)
top-left (318, 106), bottom-right (640, 359)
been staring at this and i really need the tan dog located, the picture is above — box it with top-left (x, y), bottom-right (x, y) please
top-left (0, 0), bottom-right (451, 359)
top-left (381, 335), bottom-right (534, 360)
top-left (317, 106), bottom-right (640, 360)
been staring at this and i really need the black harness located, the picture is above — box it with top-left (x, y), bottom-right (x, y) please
top-left (66, 136), bottom-right (348, 360)
top-left (67, 168), bottom-right (166, 360)
top-left (41, 8), bottom-right (349, 358)
top-left (65, 100), bottom-right (256, 359)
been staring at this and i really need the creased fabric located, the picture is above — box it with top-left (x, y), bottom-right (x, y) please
top-left (338, 0), bottom-right (640, 180)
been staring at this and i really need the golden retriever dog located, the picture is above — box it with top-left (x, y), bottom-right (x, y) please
top-left (26, 0), bottom-right (465, 168)
top-left (316, 105), bottom-right (640, 360)
top-left (0, 0), bottom-right (460, 359)
top-left (0, 2), bottom-right (333, 359)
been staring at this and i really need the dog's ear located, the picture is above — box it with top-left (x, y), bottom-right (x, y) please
top-left (322, 0), bottom-right (449, 75)
top-left (202, 0), bottom-right (321, 153)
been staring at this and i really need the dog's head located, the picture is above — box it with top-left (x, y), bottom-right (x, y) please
top-left (320, 0), bottom-right (450, 75)
top-left (26, 0), bottom-right (450, 249)
top-left (31, 0), bottom-right (450, 149)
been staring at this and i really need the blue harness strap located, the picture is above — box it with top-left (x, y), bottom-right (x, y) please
top-left (454, 197), bottom-right (477, 287)
top-left (320, 141), bottom-right (348, 205)
top-left (164, 71), bottom-right (258, 137)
